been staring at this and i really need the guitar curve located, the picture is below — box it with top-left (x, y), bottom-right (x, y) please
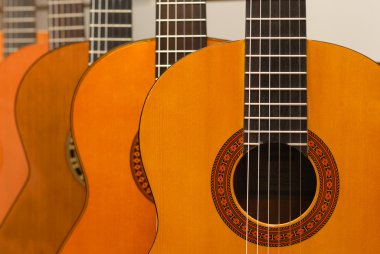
top-left (62, 38), bottom-right (221, 253)
top-left (0, 42), bottom-right (88, 253)
top-left (0, 43), bottom-right (48, 225)
top-left (139, 40), bottom-right (380, 253)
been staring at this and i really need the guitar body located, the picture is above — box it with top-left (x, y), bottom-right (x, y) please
top-left (0, 42), bottom-right (88, 253)
top-left (139, 40), bottom-right (380, 253)
top-left (0, 43), bottom-right (48, 224)
top-left (63, 38), bottom-right (220, 253)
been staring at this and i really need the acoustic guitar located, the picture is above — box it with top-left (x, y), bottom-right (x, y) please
top-left (139, 0), bottom-right (380, 253)
top-left (67, 0), bottom-right (220, 252)
top-left (61, 0), bottom-right (134, 252)
top-left (0, 1), bottom-right (88, 252)
top-left (0, 0), bottom-right (48, 225)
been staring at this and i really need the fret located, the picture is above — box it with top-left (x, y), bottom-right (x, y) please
top-left (245, 119), bottom-right (307, 131)
top-left (246, 72), bottom-right (306, 74)
top-left (49, 13), bottom-right (85, 18)
top-left (244, 131), bottom-right (308, 134)
top-left (246, 54), bottom-right (306, 57)
top-left (89, 0), bottom-right (133, 64)
top-left (247, 18), bottom-right (306, 21)
top-left (247, 37), bottom-right (306, 39)
top-left (245, 105), bottom-right (307, 116)
top-left (245, 74), bottom-right (306, 89)
top-left (48, 26), bottom-right (85, 31)
top-left (4, 28), bottom-right (36, 33)
top-left (156, 35), bottom-right (206, 38)
top-left (49, 0), bottom-right (83, 4)
top-left (89, 38), bottom-right (132, 42)
top-left (50, 37), bottom-right (86, 43)
top-left (3, 18), bottom-right (36, 23)
top-left (157, 19), bottom-right (206, 22)
top-left (245, 88), bottom-right (306, 91)
top-left (157, 1), bottom-right (206, 4)
top-left (245, 103), bottom-right (307, 106)
top-left (245, 117), bottom-right (307, 120)
top-left (4, 38), bottom-right (35, 43)
top-left (156, 49), bottom-right (196, 53)
top-left (89, 50), bottom-right (108, 54)
top-left (244, 143), bottom-right (307, 146)
top-left (89, 24), bottom-right (132, 28)
top-left (3, 6), bottom-right (36, 12)
top-left (90, 10), bottom-right (132, 13)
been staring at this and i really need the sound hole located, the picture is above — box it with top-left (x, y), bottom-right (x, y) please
top-left (233, 143), bottom-right (316, 224)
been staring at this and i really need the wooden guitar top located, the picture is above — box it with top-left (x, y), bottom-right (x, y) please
top-left (139, 40), bottom-right (380, 253)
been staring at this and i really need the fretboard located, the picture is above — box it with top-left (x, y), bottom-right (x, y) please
top-left (48, 0), bottom-right (86, 50)
top-left (244, 0), bottom-right (307, 154)
top-left (2, 0), bottom-right (37, 57)
top-left (155, 0), bottom-right (207, 78)
top-left (89, 0), bottom-right (132, 65)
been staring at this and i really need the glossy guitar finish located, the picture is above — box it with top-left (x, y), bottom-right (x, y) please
top-left (0, 43), bottom-right (48, 225)
top-left (139, 40), bottom-right (380, 253)
top-left (0, 42), bottom-right (88, 253)
top-left (64, 37), bottom-right (220, 253)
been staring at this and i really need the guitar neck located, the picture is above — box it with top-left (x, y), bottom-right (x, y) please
top-left (89, 0), bottom-right (132, 65)
top-left (155, 0), bottom-right (207, 78)
top-left (48, 0), bottom-right (86, 50)
top-left (2, 0), bottom-right (37, 57)
top-left (244, 0), bottom-right (307, 154)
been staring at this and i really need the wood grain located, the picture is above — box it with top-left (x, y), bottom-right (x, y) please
top-left (139, 40), bottom-right (380, 253)
top-left (0, 42), bottom-right (48, 224)
top-left (0, 42), bottom-right (88, 253)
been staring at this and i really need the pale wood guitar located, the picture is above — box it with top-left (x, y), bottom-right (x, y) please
top-left (139, 0), bottom-right (380, 253)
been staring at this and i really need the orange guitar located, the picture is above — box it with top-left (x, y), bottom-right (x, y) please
top-left (66, 0), bottom-right (220, 253)
top-left (60, 0), bottom-right (135, 252)
top-left (139, 0), bottom-right (380, 253)
top-left (0, 1), bottom-right (87, 252)
top-left (0, 0), bottom-right (48, 225)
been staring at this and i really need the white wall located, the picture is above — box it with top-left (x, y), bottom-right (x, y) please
top-left (133, 0), bottom-right (380, 62)
top-left (2, 0), bottom-right (379, 62)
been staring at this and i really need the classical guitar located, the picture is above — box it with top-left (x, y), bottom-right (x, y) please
top-left (0, 1), bottom-right (88, 252)
top-left (0, 0), bottom-right (48, 225)
top-left (61, 0), bottom-right (134, 252)
top-left (139, 0), bottom-right (380, 253)
top-left (68, 0), bottom-right (220, 252)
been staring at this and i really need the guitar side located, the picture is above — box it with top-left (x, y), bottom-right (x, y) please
top-left (0, 43), bottom-right (48, 224)
top-left (139, 40), bottom-right (380, 253)
top-left (0, 42), bottom-right (88, 253)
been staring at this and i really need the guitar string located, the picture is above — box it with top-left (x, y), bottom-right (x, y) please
top-left (157, 0), bottom-right (161, 79)
top-left (89, 0), bottom-right (95, 64)
top-left (174, 0), bottom-right (177, 63)
top-left (183, 0), bottom-right (186, 64)
top-left (166, 0), bottom-right (169, 74)
top-left (267, 0), bottom-right (272, 250)
top-left (245, 0), bottom-right (251, 250)
top-left (257, 0), bottom-right (262, 251)
top-left (277, 0), bottom-right (282, 250)
top-left (97, 0), bottom-right (102, 62)
top-left (104, 0), bottom-right (109, 55)
top-left (288, 0), bottom-right (292, 245)
top-left (298, 0), bottom-right (302, 252)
